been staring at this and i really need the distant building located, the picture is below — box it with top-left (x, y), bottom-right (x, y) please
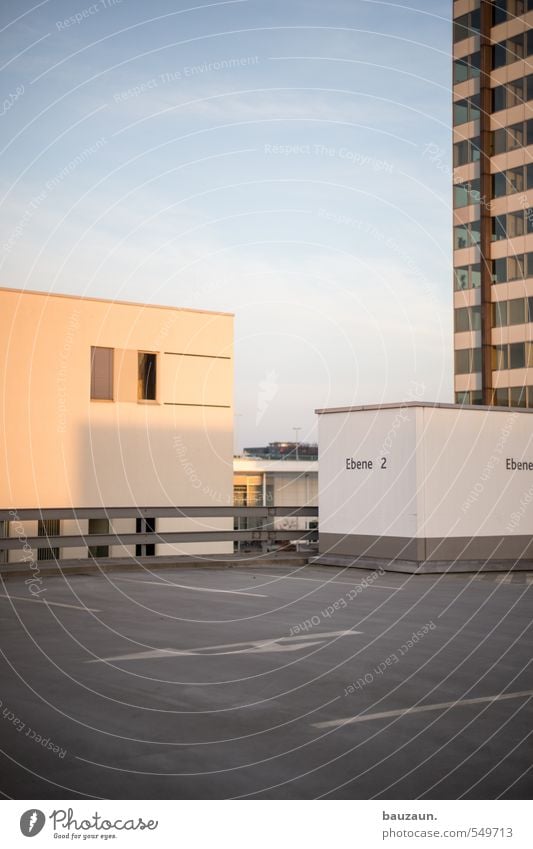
top-left (0, 287), bottom-right (234, 562)
top-left (243, 441), bottom-right (318, 461)
top-left (453, 1), bottom-right (533, 406)
top-left (233, 456), bottom-right (318, 551)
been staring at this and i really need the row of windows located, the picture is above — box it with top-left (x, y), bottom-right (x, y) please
top-left (492, 118), bottom-right (533, 155)
top-left (454, 297), bottom-right (533, 331)
top-left (492, 0), bottom-right (533, 24)
top-left (455, 347), bottom-right (482, 373)
top-left (455, 253), bottom-right (533, 289)
top-left (454, 4), bottom-right (533, 44)
top-left (492, 250), bottom-right (533, 282)
top-left (456, 386), bottom-right (533, 408)
top-left (492, 30), bottom-right (533, 69)
top-left (455, 342), bottom-right (533, 374)
top-left (492, 163), bottom-right (533, 197)
top-left (454, 262), bottom-right (482, 291)
top-left (454, 94), bottom-right (480, 127)
top-left (454, 178), bottom-right (482, 208)
top-left (492, 207), bottom-right (533, 239)
top-left (453, 51), bottom-right (480, 84)
top-left (90, 346), bottom-right (157, 401)
top-left (492, 73), bottom-right (533, 111)
top-left (454, 135), bottom-right (481, 167)
top-left (493, 295), bottom-right (533, 324)
top-left (493, 340), bottom-right (533, 368)
top-left (453, 10), bottom-right (480, 43)
top-left (454, 219), bottom-right (481, 250)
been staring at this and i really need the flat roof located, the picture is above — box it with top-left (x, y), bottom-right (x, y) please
top-left (315, 401), bottom-right (533, 415)
top-left (0, 286), bottom-right (234, 318)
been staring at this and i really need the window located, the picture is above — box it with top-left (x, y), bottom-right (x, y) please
top-left (453, 179), bottom-right (480, 208)
top-left (492, 85), bottom-right (506, 112)
top-left (455, 347), bottom-right (481, 374)
top-left (454, 137), bottom-right (480, 167)
top-left (454, 52), bottom-right (480, 84)
top-left (138, 352), bottom-right (157, 401)
top-left (0, 520), bottom-right (8, 564)
top-left (88, 518), bottom-right (109, 558)
top-left (492, 172), bottom-right (507, 197)
top-left (492, 257), bottom-right (507, 283)
top-left (494, 388), bottom-right (509, 406)
top-left (90, 347), bottom-right (113, 400)
top-left (510, 342), bottom-right (526, 369)
top-left (493, 301), bottom-right (508, 327)
top-left (507, 78), bottom-right (523, 108)
top-left (493, 345), bottom-right (509, 370)
top-left (492, 215), bottom-right (507, 241)
top-left (454, 10), bottom-right (480, 43)
top-left (453, 95), bottom-right (480, 126)
top-left (37, 519), bottom-right (60, 562)
top-left (510, 386), bottom-right (527, 408)
top-left (509, 298), bottom-right (526, 325)
top-left (508, 255), bottom-right (524, 280)
top-left (136, 517), bottom-right (156, 556)
top-left (507, 210), bottom-right (525, 238)
top-left (455, 306), bottom-right (481, 332)
top-left (507, 167), bottom-right (524, 194)
top-left (454, 220), bottom-right (480, 249)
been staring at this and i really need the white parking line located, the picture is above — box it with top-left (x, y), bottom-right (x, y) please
top-left (89, 629), bottom-right (362, 663)
top-left (0, 593), bottom-right (100, 612)
top-left (313, 689), bottom-right (533, 729)
top-left (236, 571), bottom-right (401, 590)
top-left (113, 577), bottom-right (266, 598)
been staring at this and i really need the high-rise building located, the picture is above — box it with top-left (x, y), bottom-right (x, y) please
top-left (453, 0), bottom-right (533, 407)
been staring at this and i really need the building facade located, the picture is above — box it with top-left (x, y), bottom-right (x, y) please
top-left (0, 287), bottom-right (234, 561)
top-left (233, 457), bottom-right (318, 551)
top-left (453, 0), bottom-right (533, 406)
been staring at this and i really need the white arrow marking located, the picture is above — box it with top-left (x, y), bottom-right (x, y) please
top-left (88, 629), bottom-right (362, 663)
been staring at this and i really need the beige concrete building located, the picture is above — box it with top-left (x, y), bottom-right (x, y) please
top-left (453, 0), bottom-right (533, 406)
top-left (0, 287), bottom-right (233, 561)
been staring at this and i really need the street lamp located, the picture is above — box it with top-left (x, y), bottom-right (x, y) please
top-left (293, 427), bottom-right (301, 460)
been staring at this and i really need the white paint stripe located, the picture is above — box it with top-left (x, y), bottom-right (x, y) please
top-left (236, 570), bottom-right (400, 590)
top-left (0, 593), bottom-right (100, 612)
top-left (313, 690), bottom-right (533, 729)
top-left (89, 629), bottom-right (362, 663)
top-left (114, 577), bottom-right (266, 598)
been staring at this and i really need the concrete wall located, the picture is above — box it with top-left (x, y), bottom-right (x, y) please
top-left (0, 288), bottom-right (234, 559)
top-left (318, 403), bottom-right (533, 567)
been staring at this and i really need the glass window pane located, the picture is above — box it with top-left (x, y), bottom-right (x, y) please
top-left (471, 263), bottom-right (481, 288)
top-left (470, 220), bottom-right (481, 244)
top-left (492, 172), bottom-right (507, 197)
top-left (509, 298), bottom-right (526, 324)
top-left (492, 128), bottom-right (507, 154)
top-left (472, 347), bottom-right (482, 373)
top-left (510, 342), bottom-right (526, 369)
top-left (507, 167), bottom-right (524, 193)
top-left (507, 210), bottom-right (524, 238)
top-left (508, 123), bottom-right (524, 150)
top-left (471, 137), bottom-right (481, 161)
top-left (495, 388), bottom-right (509, 405)
top-left (454, 183), bottom-right (469, 207)
top-left (138, 352), bottom-right (157, 400)
top-left (492, 86), bottom-right (506, 112)
top-left (508, 255), bottom-right (524, 280)
top-left (471, 305), bottom-right (481, 330)
top-left (455, 349), bottom-right (470, 374)
top-left (527, 119), bottom-right (533, 146)
top-left (527, 252), bottom-right (533, 276)
top-left (471, 390), bottom-right (483, 405)
top-left (492, 257), bottom-right (507, 283)
top-left (493, 301), bottom-right (508, 327)
top-left (454, 14), bottom-right (469, 43)
top-left (454, 266), bottom-right (469, 290)
top-left (455, 307), bottom-right (470, 333)
top-left (528, 296), bottom-right (533, 320)
top-left (454, 140), bottom-right (468, 167)
top-left (455, 391), bottom-right (470, 404)
top-left (508, 35), bottom-right (525, 63)
top-left (454, 100), bottom-right (469, 125)
top-left (528, 75), bottom-right (533, 104)
top-left (470, 52), bottom-right (481, 77)
top-left (454, 225), bottom-right (469, 250)
top-left (90, 346), bottom-right (113, 401)
top-left (493, 345), bottom-right (509, 370)
top-left (454, 59), bottom-right (469, 84)
top-left (492, 215), bottom-right (507, 240)
top-left (507, 78), bottom-right (523, 107)
top-left (493, 42), bottom-right (507, 69)
top-left (510, 386), bottom-right (527, 408)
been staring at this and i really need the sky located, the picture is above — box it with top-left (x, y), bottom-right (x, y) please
top-left (0, 0), bottom-right (453, 450)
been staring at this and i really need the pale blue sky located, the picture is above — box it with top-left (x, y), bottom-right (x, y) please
top-left (0, 0), bottom-right (452, 448)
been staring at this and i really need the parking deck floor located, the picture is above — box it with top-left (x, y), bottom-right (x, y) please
top-left (0, 563), bottom-right (531, 799)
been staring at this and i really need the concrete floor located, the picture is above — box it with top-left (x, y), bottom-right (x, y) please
top-left (0, 563), bottom-right (531, 799)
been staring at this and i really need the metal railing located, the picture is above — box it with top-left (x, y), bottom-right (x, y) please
top-left (0, 506), bottom-right (319, 557)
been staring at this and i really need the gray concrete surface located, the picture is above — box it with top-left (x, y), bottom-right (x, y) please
top-left (0, 564), bottom-right (531, 799)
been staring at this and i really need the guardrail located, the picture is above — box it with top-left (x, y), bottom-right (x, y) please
top-left (0, 506), bottom-right (319, 554)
